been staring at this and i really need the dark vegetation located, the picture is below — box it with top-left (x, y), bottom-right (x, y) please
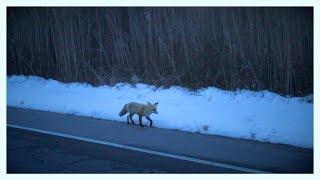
top-left (7, 7), bottom-right (313, 96)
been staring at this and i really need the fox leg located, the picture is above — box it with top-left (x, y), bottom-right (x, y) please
top-left (126, 115), bottom-right (130, 124)
top-left (139, 115), bottom-right (144, 127)
top-left (146, 117), bottom-right (153, 127)
top-left (129, 113), bottom-right (135, 124)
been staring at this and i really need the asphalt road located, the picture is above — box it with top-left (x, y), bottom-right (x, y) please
top-left (8, 127), bottom-right (165, 173)
top-left (7, 107), bottom-right (313, 173)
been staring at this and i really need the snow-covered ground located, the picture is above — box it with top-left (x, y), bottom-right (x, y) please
top-left (7, 75), bottom-right (313, 149)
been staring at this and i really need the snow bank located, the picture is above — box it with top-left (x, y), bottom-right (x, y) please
top-left (7, 75), bottom-right (313, 148)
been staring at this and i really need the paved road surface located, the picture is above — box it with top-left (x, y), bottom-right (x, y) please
top-left (8, 127), bottom-right (165, 173)
top-left (7, 107), bottom-right (313, 173)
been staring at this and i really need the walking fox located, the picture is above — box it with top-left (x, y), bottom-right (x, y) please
top-left (119, 102), bottom-right (158, 127)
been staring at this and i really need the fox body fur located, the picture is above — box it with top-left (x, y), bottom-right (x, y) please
top-left (119, 102), bottom-right (158, 127)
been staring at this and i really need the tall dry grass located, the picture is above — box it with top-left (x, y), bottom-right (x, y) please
top-left (7, 7), bottom-right (313, 96)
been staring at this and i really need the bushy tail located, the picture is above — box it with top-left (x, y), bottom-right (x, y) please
top-left (119, 104), bottom-right (128, 116)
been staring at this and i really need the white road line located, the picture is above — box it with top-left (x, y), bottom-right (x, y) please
top-left (7, 123), bottom-right (269, 173)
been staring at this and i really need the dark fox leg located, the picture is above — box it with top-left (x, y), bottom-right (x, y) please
top-left (146, 117), bottom-right (153, 127)
top-left (126, 115), bottom-right (130, 124)
top-left (139, 115), bottom-right (144, 127)
top-left (129, 113), bottom-right (135, 124)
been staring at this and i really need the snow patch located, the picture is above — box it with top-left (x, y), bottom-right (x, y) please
top-left (7, 75), bottom-right (313, 148)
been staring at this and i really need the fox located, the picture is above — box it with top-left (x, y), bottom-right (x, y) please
top-left (119, 102), bottom-right (158, 127)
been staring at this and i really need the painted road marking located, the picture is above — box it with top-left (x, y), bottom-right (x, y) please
top-left (7, 124), bottom-right (269, 173)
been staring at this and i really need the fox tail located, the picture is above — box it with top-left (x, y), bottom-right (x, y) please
top-left (119, 104), bottom-right (128, 117)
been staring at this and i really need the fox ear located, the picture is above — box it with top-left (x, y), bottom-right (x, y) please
top-left (147, 102), bottom-right (151, 105)
top-left (155, 102), bottom-right (158, 105)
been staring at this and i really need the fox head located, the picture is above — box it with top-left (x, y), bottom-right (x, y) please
top-left (147, 102), bottom-right (158, 114)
